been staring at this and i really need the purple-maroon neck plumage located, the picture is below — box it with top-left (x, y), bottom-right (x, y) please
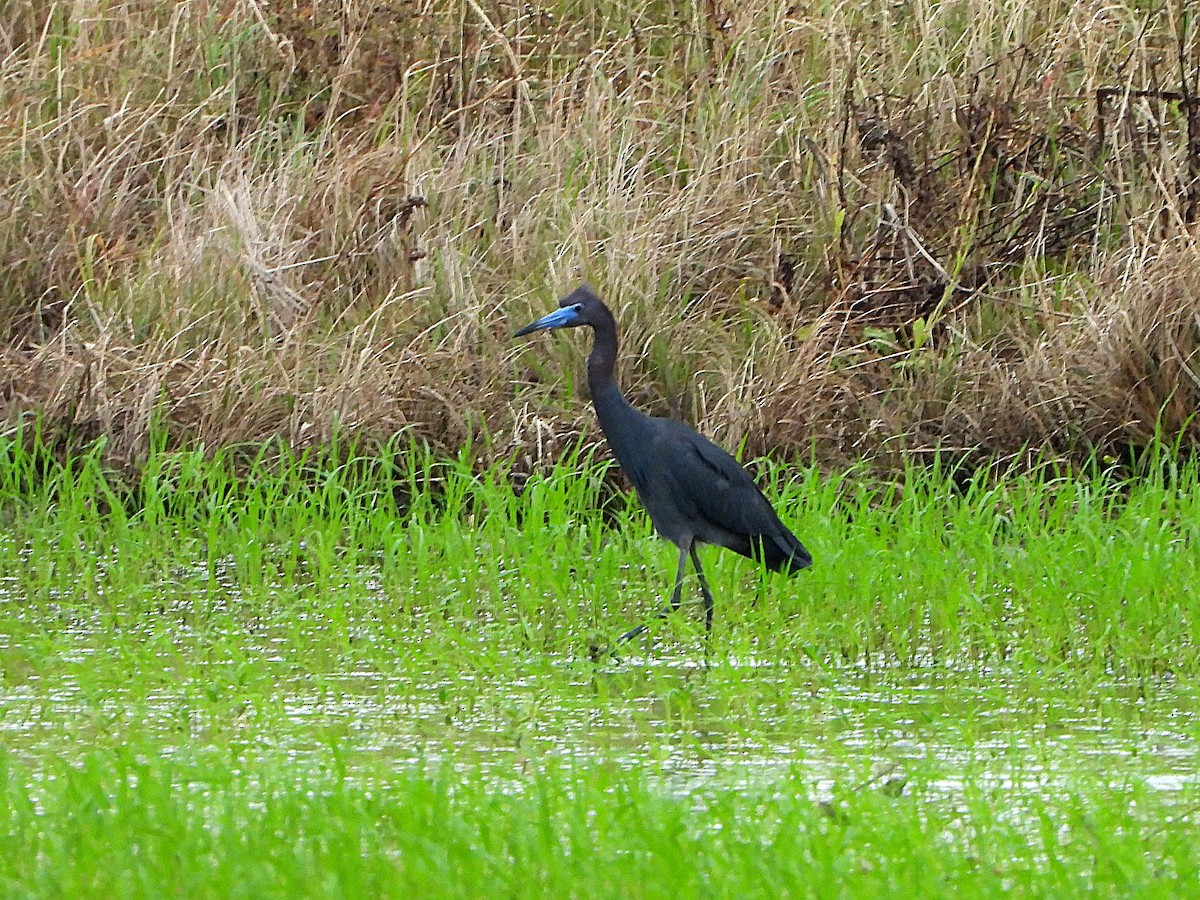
top-left (584, 298), bottom-right (618, 396)
top-left (580, 296), bottom-right (654, 465)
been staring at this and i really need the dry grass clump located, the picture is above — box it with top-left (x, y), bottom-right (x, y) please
top-left (0, 1), bottom-right (1198, 475)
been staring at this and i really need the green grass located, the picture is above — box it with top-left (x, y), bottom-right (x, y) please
top-left (1, 433), bottom-right (1199, 895)
top-left (2, 748), bottom-right (1197, 898)
top-left (3, 432), bottom-right (1196, 677)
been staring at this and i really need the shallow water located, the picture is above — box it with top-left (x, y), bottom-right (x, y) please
top-left (2, 640), bottom-right (1196, 811)
top-left (2, 546), bottom-right (1196, 811)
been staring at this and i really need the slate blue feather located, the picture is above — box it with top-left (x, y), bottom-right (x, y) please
top-left (516, 284), bottom-right (812, 641)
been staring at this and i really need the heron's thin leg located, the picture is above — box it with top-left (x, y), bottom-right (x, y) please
top-left (666, 542), bottom-right (689, 612)
top-left (689, 546), bottom-right (714, 635)
top-left (615, 542), bottom-right (691, 644)
top-left (615, 623), bottom-right (648, 644)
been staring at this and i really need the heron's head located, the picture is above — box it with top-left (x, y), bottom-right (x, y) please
top-left (514, 284), bottom-right (604, 337)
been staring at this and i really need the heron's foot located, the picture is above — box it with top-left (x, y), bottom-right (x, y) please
top-left (615, 622), bottom-right (649, 644)
top-left (616, 603), bottom-right (684, 645)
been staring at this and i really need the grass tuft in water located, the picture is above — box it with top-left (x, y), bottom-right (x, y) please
top-left (2, 748), bottom-right (1197, 898)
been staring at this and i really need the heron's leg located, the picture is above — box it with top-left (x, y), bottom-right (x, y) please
top-left (666, 542), bottom-right (690, 612)
top-left (689, 546), bottom-right (715, 635)
top-left (615, 542), bottom-right (692, 644)
top-left (615, 622), bottom-right (647, 644)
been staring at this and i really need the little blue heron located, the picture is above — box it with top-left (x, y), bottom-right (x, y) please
top-left (515, 284), bottom-right (812, 643)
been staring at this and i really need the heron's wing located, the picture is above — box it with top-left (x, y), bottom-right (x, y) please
top-left (682, 433), bottom-right (814, 570)
top-left (666, 428), bottom-right (781, 536)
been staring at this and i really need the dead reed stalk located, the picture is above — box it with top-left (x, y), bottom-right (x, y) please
top-left (0, 1), bottom-right (1197, 476)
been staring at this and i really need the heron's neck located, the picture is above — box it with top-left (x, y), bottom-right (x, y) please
top-left (586, 310), bottom-right (645, 436)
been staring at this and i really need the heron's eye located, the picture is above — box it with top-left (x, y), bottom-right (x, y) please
top-left (573, 304), bottom-right (584, 313)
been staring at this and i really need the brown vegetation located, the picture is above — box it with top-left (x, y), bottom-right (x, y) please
top-left (1, 1), bottom-right (1198, 475)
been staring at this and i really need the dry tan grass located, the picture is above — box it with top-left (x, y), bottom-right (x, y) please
top-left (0, 1), bottom-right (1198, 473)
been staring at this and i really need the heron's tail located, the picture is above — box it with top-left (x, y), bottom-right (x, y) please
top-left (756, 528), bottom-right (813, 574)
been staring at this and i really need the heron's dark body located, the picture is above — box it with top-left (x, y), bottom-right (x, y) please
top-left (516, 284), bottom-right (812, 640)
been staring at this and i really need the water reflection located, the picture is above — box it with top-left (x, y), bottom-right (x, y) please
top-left (1, 651), bottom-right (1196, 809)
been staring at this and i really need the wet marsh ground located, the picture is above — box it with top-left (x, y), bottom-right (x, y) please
top-left (1, 439), bottom-right (1199, 895)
